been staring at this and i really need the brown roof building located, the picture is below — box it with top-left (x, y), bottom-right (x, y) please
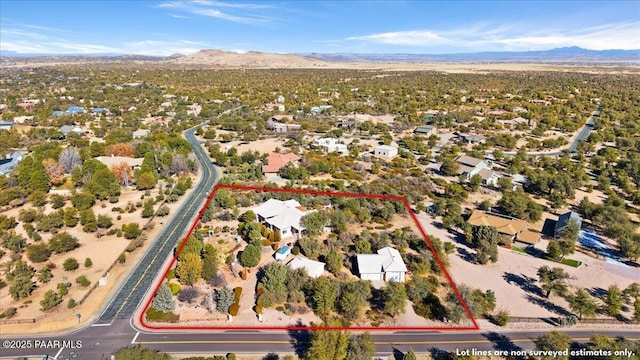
top-left (262, 152), bottom-right (301, 173)
top-left (468, 210), bottom-right (539, 245)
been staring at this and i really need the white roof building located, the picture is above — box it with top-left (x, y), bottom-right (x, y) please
top-left (374, 145), bottom-right (398, 159)
top-left (356, 246), bottom-right (408, 283)
top-left (253, 199), bottom-right (314, 239)
top-left (312, 138), bottom-right (348, 155)
top-left (287, 256), bottom-right (325, 278)
top-left (132, 129), bottom-right (150, 138)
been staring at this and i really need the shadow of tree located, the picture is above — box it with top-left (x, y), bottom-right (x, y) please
top-left (483, 331), bottom-right (523, 353)
top-left (525, 294), bottom-right (571, 316)
top-left (456, 247), bottom-right (476, 264)
top-left (587, 286), bottom-right (607, 300)
top-left (502, 272), bottom-right (543, 297)
top-left (287, 320), bottom-right (310, 359)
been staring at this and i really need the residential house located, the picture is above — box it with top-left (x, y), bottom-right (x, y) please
top-left (455, 156), bottom-right (501, 185)
top-left (374, 145), bottom-right (398, 159)
top-left (554, 211), bottom-right (582, 238)
top-left (0, 151), bottom-right (24, 175)
top-left (467, 210), bottom-right (539, 245)
top-left (287, 256), bottom-right (325, 278)
top-left (0, 104), bottom-right (8, 111)
top-left (96, 155), bottom-right (143, 170)
top-left (0, 122), bottom-right (14, 131)
top-left (263, 103), bottom-right (285, 112)
top-left (266, 116), bottom-right (301, 133)
top-left (12, 115), bottom-right (33, 124)
top-left (92, 107), bottom-right (108, 114)
top-left (187, 103), bottom-right (202, 116)
top-left (59, 125), bottom-right (85, 137)
top-left (274, 245), bottom-right (291, 261)
top-left (312, 138), bottom-right (348, 155)
top-left (262, 152), bottom-right (301, 173)
top-left (17, 102), bottom-right (34, 110)
top-left (310, 105), bottom-right (332, 114)
top-left (356, 246), bottom-right (408, 282)
top-left (414, 125), bottom-right (436, 136)
top-left (65, 106), bottom-right (86, 115)
top-left (132, 129), bottom-right (150, 139)
top-left (253, 198), bottom-right (314, 240)
top-left (458, 133), bottom-right (486, 144)
top-left (485, 109), bottom-right (510, 117)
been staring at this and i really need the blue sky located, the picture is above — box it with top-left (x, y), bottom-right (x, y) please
top-left (1, 1), bottom-right (638, 55)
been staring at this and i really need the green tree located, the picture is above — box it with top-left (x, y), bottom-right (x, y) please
top-left (63, 257), bottom-right (79, 271)
top-left (240, 244), bottom-right (261, 268)
top-left (382, 281), bottom-right (408, 317)
top-left (63, 207), bottom-right (79, 227)
top-left (9, 262), bottom-right (36, 300)
top-left (497, 190), bottom-right (542, 221)
top-left (84, 257), bottom-right (93, 268)
top-left (470, 225), bottom-right (500, 264)
top-left (306, 328), bottom-right (349, 360)
top-left (403, 348), bottom-right (417, 360)
top-left (568, 288), bottom-right (598, 320)
top-left (603, 284), bottom-right (624, 317)
top-left (40, 290), bottom-right (63, 311)
top-left (151, 283), bottom-right (176, 312)
top-left (534, 331), bottom-right (571, 360)
top-left (201, 244), bottom-right (218, 280)
top-left (346, 332), bottom-right (375, 360)
top-left (325, 249), bottom-right (342, 274)
top-left (49, 232), bottom-right (80, 253)
top-left (175, 253), bottom-right (202, 286)
top-left (85, 168), bottom-right (120, 200)
top-left (122, 223), bottom-right (142, 239)
top-left (338, 281), bottom-right (372, 321)
top-left (307, 277), bottom-right (339, 317)
top-left (215, 286), bottom-right (234, 314)
top-left (26, 243), bottom-right (51, 263)
top-left (634, 298), bottom-right (640, 324)
top-left (537, 266), bottom-right (569, 298)
top-left (136, 172), bottom-right (157, 190)
top-left (302, 210), bottom-right (329, 237)
top-left (71, 192), bottom-right (95, 210)
top-left (142, 200), bottom-right (155, 218)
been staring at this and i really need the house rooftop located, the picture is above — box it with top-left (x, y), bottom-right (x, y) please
top-left (518, 229), bottom-right (540, 245)
top-left (262, 152), bottom-right (301, 173)
top-left (468, 210), bottom-right (527, 236)
top-left (356, 246), bottom-right (407, 274)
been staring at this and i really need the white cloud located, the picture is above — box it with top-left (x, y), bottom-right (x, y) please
top-left (346, 22), bottom-right (640, 52)
top-left (157, 0), bottom-right (273, 24)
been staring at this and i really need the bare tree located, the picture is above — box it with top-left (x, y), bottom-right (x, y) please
top-left (203, 291), bottom-right (216, 313)
top-left (111, 162), bottom-right (133, 188)
top-left (59, 147), bottom-right (82, 174)
top-left (42, 158), bottom-right (66, 186)
top-left (170, 154), bottom-right (189, 176)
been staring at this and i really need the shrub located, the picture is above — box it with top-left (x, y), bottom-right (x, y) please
top-left (122, 223), bottom-right (142, 239)
top-left (227, 354), bottom-right (237, 360)
top-left (169, 283), bottom-right (181, 296)
top-left (67, 298), bottom-right (77, 309)
top-left (494, 309), bottom-right (510, 327)
top-left (118, 253), bottom-right (126, 264)
top-left (57, 282), bottom-right (69, 296)
top-left (233, 287), bottom-right (243, 303)
top-left (166, 269), bottom-right (176, 280)
top-left (40, 290), bottom-right (63, 311)
top-left (26, 243), bottom-right (52, 263)
top-left (63, 257), bottom-right (79, 271)
top-left (84, 257), bottom-right (93, 268)
top-left (125, 237), bottom-right (145, 252)
top-left (255, 297), bottom-right (263, 314)
top-left (291, 246), bottom-right (300, 255)
top-left (49, 232), bottom-right (80, 253)
top-left (76, 276), bottom-right (91, 287)
top-left (0, 307), bottom-right (17, 319)
top-left (145, 307), bottom-right (179, 323)
top-left (157, 205), bottom-right (171, 217)
top-left (178, 287), bottom-right (200, 304)
top-left (229, 303), bottom-right (240, 317)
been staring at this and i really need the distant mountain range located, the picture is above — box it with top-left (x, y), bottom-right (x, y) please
top-left (1, 47), bottom-right (638, 66)
top-left (301, 47), bottom-right (640, 62)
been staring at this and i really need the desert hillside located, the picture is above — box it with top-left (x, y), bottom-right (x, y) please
top-left (170, 49), bottom-right (330, 68)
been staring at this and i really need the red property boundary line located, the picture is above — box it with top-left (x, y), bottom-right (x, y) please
top-left (139, 184), bottom-right (479, 331)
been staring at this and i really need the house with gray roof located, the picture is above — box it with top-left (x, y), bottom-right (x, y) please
top-left (0, 151), bottom-right (23, 175)
top-left (356, 246), bottom-right (408, 283)
top-left (554, 211), bottom-right (582, 238)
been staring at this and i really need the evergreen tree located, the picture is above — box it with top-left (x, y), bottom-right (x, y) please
top-left (568, 288), bottom-right (598, 320)
top-left (151, 283), bottom-right (176, 312)
top-left (201, 244), bottom-right (218, 280)
top-left (382, 281), bottom-right (408, 317)
top-left (603, 284), bottom-right (624, 317)
top-left (346, 332), bottom-right (375, 360)
top-left (215, 286), bottom-right (234, 314)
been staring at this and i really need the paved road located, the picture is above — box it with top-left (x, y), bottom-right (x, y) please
top-left (95, 124), bottom-right (218, 322)
top-left (2, 321), bottom-right (638, 359)
top-left (491, 105), bottom-right (600, 158)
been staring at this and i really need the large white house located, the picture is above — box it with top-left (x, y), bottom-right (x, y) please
top-left (312, 138), bottom-right (348, 155)
top-left (253, 199), bottom-right (314, 240)
top-left (287, 256), bottom-right (325, 278)
top-left (356, 246), bottom-right (408, 283)
top-left (374, 145), bottom-right (398, 159)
